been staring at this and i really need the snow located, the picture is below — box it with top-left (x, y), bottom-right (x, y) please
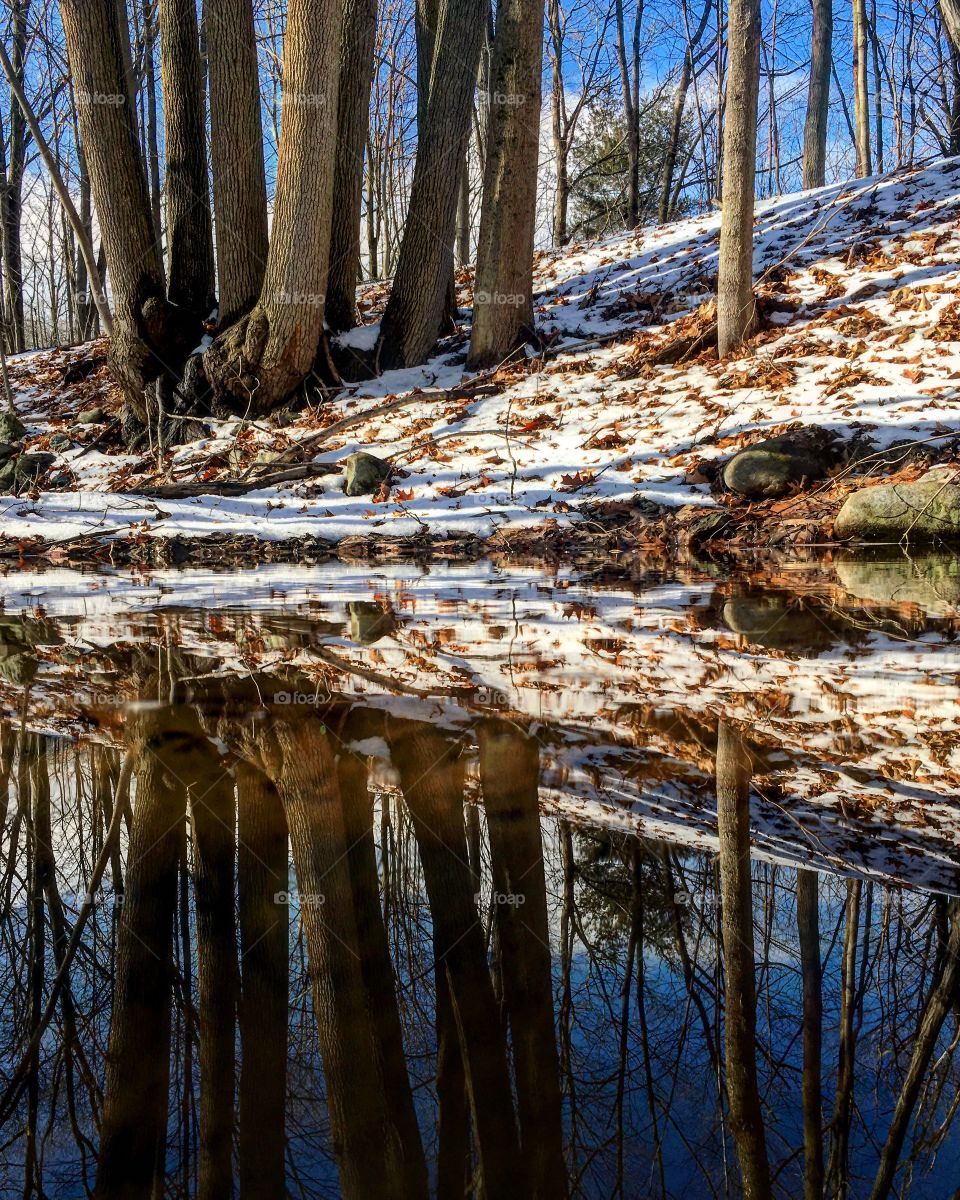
top-left (7, 155), bottom-right (960, 544)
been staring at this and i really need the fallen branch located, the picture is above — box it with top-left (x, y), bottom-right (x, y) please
top-left (134, 461), bottom-right (341, 498)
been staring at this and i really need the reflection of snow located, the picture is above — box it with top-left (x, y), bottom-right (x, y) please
top-left (1, 556), bottom-right (958, 893)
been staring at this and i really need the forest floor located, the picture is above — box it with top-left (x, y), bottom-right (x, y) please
top-left (5, 155), bottom-right (960, 563)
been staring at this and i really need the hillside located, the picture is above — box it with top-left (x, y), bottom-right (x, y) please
top-left (5, 156), bottom-right (960, 555)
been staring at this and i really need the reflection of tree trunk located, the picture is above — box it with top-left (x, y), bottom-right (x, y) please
top-left (237, 763), bottom-right (288, 1199)
top-left (435, 966), bottom-right (470, 1196)
top-left (337, 724), bottom-right (427, 1193)
top-left (94, 722), bottom-right (191, 1200)
top-left (715, 722), bottom-right (770, 1200)
top-left (868, 903), bottom-right (960, 1200)
top-left (827, 879), bottom-right (861, 1200)
top-left (479, 721), bottom-right (566, 1199)
top-left (192, 763), bottom-right (238, 1200)
top-left (266, 715), bottom-right (427, 1200)
top-left (796, 869), bottom-right (824, 1200)
top-left (387, 719), bottom-right (522, 1199)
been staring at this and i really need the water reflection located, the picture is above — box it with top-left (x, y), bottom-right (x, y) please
top-left (0, 553), bottom-right (956, 1197)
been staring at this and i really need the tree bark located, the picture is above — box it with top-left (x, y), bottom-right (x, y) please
top-left (803, 0), bottom-right (832, 188)
top-left (942, 0), bottom-right (960, 55)
top-left (204, 0), bottom-right (343, 415)
top-left (716, 0), bottom-right (760, 356)
top-left (205, 0), bottom-right (269, 326)
top-left (159, 0), bottom-right (216, 318)
top-left (852, 0), bottom-right (872, 177)
top-left (60, 0), bottom-right (196, 421)
top-left (716, 722), bottom-right (771, 1200)
top-left (466, 0), bottom-right (544, 368)
top-left (376, 0), bottom-right (486, 368)
top-left (326, 0), bottom-right (378, 332)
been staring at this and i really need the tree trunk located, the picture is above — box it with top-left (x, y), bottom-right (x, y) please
top-left (797, 869), bottom-right (824, 1200)
top-left (716, 722), bottom-right (771, 1200)
top-left (376, 0), bottom-right (486, 369)
top-left (716, 0), bottom-right (761, 357)
top-left (159, 0), bottom-right (215, 318)
top-left (660, 0), bottom-right (711, 223)
top-left (803, 0), bottom-right (832, 188)
top-left (852, 0), bottom-right (872, 177)
top-left (1, 0), bottom-right (30, 354)
top-left (326, 0), bottom-right (378, 332)
top-left (237, 763), bottom-right (288, 1200)
top-left (205, 0), bottom-right (269, 326)
top-left (466, 0), bottom-right (544, 368)
top-left (942, 0), bottom-right (960, 55)
top-left (204, 0), bottom-right (343, 415)
top-left (60, 0), bottom-right (197, 422)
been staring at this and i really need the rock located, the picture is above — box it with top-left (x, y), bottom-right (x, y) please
top-left (835, 471), bottom-right (960, 542)
top-left (836, 551), bottom-right (960, 616)
top-left (677, 506), bottom-right (735, 548)
top-left (343, 451), bottom-right (391, 497)
top-left (722, 430), bottom-right (839, 499)
top-left (78, 406), bottom-right (106, 425)
top-left (0, 461), bottom-right (15, 492)
top-left (13, 453), bottom-right (55, 487)
top-left (0, 442), bottom-right (18, 462)
top-left (0, 412), bottom-right (25, 443)
top-left (49, 432), bottom-right (72, 452)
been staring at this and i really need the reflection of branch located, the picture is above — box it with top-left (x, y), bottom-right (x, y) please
top-left (0, 750), bottom-right (133, 1125)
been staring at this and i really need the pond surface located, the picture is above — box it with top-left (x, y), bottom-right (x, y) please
top-left (0, 549), bottom-right (958, 1199)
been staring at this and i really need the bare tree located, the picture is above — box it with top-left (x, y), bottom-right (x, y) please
top-left (716, 0), bottom-right (761, 355)
top-left (204, 0), bottom-right (344, 414)
top-left (803, 0), bottom-right (833, 187)
top-left (60, 0), bottom-right (195, 423)
top-left (326, 0), bottom-right (379, 331)
top-left (467, 0), bottom-right (544, 367)
top-left (158, 0), bottom-right (215, 318)
top-left (853, 0), bottom-right (873, 176)
top-left (376, 0), bottom-right (486, 368)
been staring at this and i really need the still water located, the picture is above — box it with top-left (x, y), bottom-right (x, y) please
top-left (0, 550), bottom-right (957, 1199)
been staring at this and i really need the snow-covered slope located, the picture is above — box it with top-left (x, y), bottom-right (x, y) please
top-left (7, 157), bottom-right (960, 544)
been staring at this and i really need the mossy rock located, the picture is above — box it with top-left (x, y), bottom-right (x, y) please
top-left (0, 412), bottom-right (25, 443)
top-left (835, 474), bottom-right (960, 542)
top-left (343, 451), bottom-right (391, 497)
top-left (723, 435), bottom-right (827, 500)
